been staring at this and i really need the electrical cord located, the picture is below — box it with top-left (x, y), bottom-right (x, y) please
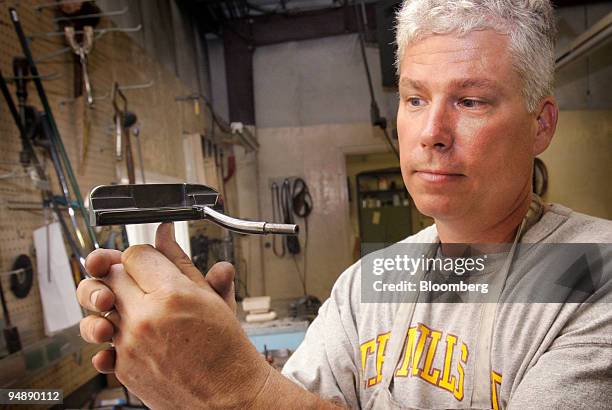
top-left (353, 0), bottom-right (400, 159)
top-left (291, 178), bottom-right (313, 218)
top-left (270, 178), bottom-right (313, 295)
top-left (281, 179), bottom-right (300, 255)
top-left (239, 258), bottom-right (250, 298)
top-left (382, 127), bottom-right (400, 159)
top-left (290, 178), bottom-right (313, 295)
top-left (270, 182), bottom-right (285, 257)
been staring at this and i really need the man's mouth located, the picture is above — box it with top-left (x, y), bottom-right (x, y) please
top-left (413, 169), bottom-right (465, 183)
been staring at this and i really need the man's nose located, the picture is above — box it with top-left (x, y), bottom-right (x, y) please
top-left (419, 101), bottom-right (453, 151)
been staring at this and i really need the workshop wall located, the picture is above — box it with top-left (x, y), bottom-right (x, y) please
top-left (253, 34), bottom-right (398, 128)
top-left (256, 124), bottom-right (390, 301)
top-left (555, 3), bottom-right (612, 110)
top-left (545, 2), bottom-right (612, 219)
top-left (541, 110), bottom-right (612, 220)
top-left (251, 34), bottom-right (396, 301)
top-left (0, 0), bottom-right (202, 397)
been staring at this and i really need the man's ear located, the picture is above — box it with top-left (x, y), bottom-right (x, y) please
top-left (533, 97), bottom-right (558, 156)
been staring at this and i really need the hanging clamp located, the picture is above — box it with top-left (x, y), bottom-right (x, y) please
top-left (64, 25), bottom-right (94, 106)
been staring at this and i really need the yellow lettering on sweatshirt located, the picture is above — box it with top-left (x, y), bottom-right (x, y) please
top-left (491, 370), bottom-right (503, 410)
top-left (360, 325), bottom-right (471, 403)
top-left (438, 334), bottom-right (458, 394)
top-left (420, 329), bottom-right (442, 385)
top-left (454, 342), bottom-right (469, 401)
top-left (367, 332), bottom-right (390, 386)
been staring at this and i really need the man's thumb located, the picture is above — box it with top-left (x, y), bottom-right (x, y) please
top-left (155, 222), bottom-right (206, 285)
top-left (155, 223), bottom-right (237, 313)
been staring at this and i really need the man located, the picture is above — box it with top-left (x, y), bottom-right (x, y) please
top-left (77, 0), bottom-right (612, 408)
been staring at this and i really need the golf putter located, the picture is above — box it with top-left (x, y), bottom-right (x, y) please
top-left (89, 183), bottom-right (299, 235)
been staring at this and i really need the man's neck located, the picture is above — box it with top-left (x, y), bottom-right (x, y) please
top-left (435, 191), bottom-right (532, 244)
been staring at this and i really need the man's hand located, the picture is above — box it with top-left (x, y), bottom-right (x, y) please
top-left (77, 224), bottom-right (237, 373)
top-left (76, 223), bottom-right (270, 408)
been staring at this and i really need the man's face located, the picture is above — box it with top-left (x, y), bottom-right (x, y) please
top-left (397, 30), bottom-right (538, 224)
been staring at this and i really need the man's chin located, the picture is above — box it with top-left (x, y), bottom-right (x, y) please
top-left (411, 195), bottom-right (464, 221)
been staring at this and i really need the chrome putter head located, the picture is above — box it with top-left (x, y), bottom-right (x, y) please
top-left (89, 183), bottom-right (298, 235)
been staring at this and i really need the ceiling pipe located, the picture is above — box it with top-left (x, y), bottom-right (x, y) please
top-left (556, 10), bottom-right (612, 70)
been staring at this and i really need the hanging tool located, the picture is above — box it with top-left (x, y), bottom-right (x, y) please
top-left (113, 99), bottom-right (122, 160)
top-left (51, 2), bottom-right (99, 177)
top-left (0, 70), bottom-right (88, 278)
top-left (64, 25), bottom-right (94, 106)
top-left (111, 82), bottom-right (137, 184)
top-left (11, 56), bottom-right (88, 252)
top-left (3, 60), bottom-right (32, 168)
top-left (76, 93), bottom-right (92, 172)
top-left (9, 8), bottom-right (98, 253)
top-left (89, 184), bottom-right (298, 236)
top-left (1, 49), bottom-right (90, 278)
top-left (132, 127), bottom-right (146, 183)
top-left (64, 24), bottom-right (95, 171)
top-left (10, 255), bottom-right (34, 299)
top-left (0, 271), bottom-right (22, 354)
top-left (122, 112), bottom-right (137, 184)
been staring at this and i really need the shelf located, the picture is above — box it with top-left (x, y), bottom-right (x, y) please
top-left (0, 325), bottom-right (86, 388)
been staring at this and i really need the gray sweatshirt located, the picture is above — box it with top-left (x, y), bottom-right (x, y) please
top-left (282, 203), bottom-right (612, 409)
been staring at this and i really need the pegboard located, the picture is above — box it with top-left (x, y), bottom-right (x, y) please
top-left (0, 0), bottom-right (208, 402)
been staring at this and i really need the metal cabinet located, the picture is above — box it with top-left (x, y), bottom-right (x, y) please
top-left (356, 168), bottom-right (413, 248)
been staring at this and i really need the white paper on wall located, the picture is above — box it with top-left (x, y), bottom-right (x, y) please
top-left (125, 221), bottom-right (191, 257)
top-left (33, 222), bottom-right (83, 335)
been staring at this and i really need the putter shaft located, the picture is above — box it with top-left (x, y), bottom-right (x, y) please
top-left (201, 206), bottom-right (298, 235)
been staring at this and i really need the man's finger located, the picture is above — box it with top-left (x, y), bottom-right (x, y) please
top-left (77, 279), bottom-right (115, 312)
top-left (155, 223), bottom-right (206, 285)
top-left (80, 315), bottom-right (114, 344)
top-left (85, 249), bottom-right (122, 278)
top-left (103, 264), bottom-right (145, 314)
top-left (92, 348), bottom-right (116, 374)
top-left (101, 309), bottom-right (121, 329)
top-left (121, 243), bottom-right (192, 294)
top-left (206, 262), bottom-right (237, 312)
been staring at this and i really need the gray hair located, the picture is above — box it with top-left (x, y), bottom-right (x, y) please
top-left (395, 0), bottom-right (557, 112)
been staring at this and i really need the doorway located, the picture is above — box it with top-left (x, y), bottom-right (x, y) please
top-left (345, 152), bottom-right (433, 261)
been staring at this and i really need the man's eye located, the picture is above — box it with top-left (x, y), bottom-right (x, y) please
top-left (406, 97), bottom-right (424, 107)
top-left (460, 99), bottom-right (485, 108)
